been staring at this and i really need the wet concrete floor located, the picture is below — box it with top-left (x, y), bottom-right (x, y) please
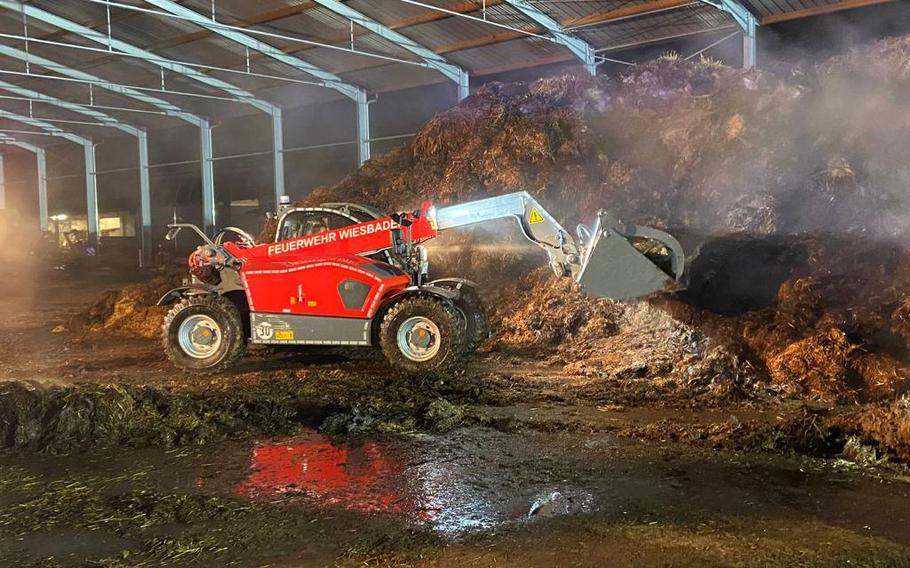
top-left (4, 427), bottom-right (910, 566)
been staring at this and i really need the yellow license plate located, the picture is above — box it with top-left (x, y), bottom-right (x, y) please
top-left (275, 330), bottom-right (295, 341)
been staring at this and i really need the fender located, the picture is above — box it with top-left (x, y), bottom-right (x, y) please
top-left (382, 284), bottom-right (460, 305)
top-left (156, 283), bottom-right (220, 306)
top-left (426, 278), bottom-right (479, 294)
top-left (376, 279), bottom-right (479, 315)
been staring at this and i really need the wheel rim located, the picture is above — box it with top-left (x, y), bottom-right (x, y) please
top-left (396, 316), bottom-right (441, 362)
top-left (177, 314), bottom-right (223, 359)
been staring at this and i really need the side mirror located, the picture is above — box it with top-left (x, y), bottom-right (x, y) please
top-left (165, 223), bottom-right (214, 245)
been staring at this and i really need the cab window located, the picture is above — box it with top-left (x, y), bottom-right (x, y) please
top-left (278, 210), bottom-right (355, 241)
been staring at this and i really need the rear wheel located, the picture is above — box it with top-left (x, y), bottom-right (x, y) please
top-left (379, 296), bottom-right (464, 374)
top-left (163, 295), bottom-right (245, 374)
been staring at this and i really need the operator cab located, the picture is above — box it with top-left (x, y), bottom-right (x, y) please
top-left (276, 204), bottom-right (399, 266)
top-left (276, 203), bottom-right (385, 241)
top-left (278, 209), bottom-right (356, 241)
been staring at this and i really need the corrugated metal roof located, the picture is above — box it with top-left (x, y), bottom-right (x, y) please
top-left (404, 13), bottom-right (510, 49)
top-left (540, 0), bottom-right (615, 22)
top-left (744, 0), bottom-right (839, 19)
top-left (577, 5), bottom-right (735, 48)
top-left (0, 0), bottom-right (891, 120)
top-left (184, 0), bottom-right (301, 21)
top-left (30, 0), bottom-right (108, 26)
top-left (448, 35), bottom-right (565, 71)
top-left (341, 59), bottom-right (445, 91)
top-left (112, 12), bottom-right (209, 46)
top-left (347, 0), bottom-right (433, 24)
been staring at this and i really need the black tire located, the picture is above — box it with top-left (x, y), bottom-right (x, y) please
top-left (454, 289), bottom-right (489, 352)
top-left (162, 295), bottom-right (246, 374)
top-left (379, 296), bottom-right (465, 374)
top-left (433, 282), bottom-right (489, 352)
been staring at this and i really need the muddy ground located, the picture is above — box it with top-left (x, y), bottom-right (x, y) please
top-left (1, 269), bottom-right (910, 567)
top-left (7, 39), bottom-right (910, 567)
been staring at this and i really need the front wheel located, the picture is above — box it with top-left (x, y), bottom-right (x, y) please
top-left (163, 295), bottom-right (246, 374)
top-left (379, 296), bottom-right (465, 374)
top-left (453, 288), bottom-right (489, 352)
top-left (433, 281), bottom-right (489, 352)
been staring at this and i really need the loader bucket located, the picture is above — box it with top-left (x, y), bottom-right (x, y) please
top-left (576, 226), bottom-right (685, 300)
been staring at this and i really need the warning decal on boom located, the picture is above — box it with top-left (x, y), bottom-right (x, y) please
top-left (528, 208), bottom-right (545, 224)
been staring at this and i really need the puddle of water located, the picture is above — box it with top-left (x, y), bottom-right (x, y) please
top-left (212, 427), bottom-right (910, 541)
top-left (9, 426), bottom-right (910, 547)
top-left (221, 430), bottom-right (501, 533)
top-left (208, 429), bottom-right (610, 535)
top-left (232, 433), bottom-right (419, 515)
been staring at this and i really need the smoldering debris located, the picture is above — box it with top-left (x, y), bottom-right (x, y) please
top-left (843, 399), bottom-right (910, 463)
top-left (73, 37), bottom-right (910, 452)
top-left (277, 36), bottom-right (910, 404)
top-left (0, 369), bottom-right (506, 453)
top-left (269, 37), bottom-right (910, 243)
top-left (489, 269), bottom-right (624, 348)
top-left (0, 380), bottom-right (330, 453)
top-left (673, 234), bottom-right (910, 402)
top-left (68, 272), bottom-right (183, 338)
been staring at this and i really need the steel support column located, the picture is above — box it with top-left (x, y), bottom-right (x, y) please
top-left (83, 142), bottom-right (99, 246)
top-left (36, 147), bottom-right (47, 232)
top-left (0, 154), bottom-right (5, 210)
top-left (200, 120), bottom-right (215, 235)
top-left (271, 108), bottom-right (286, 206)
top-left (742, 14), bottom-right (757, 68)
top-left (458, 73), bottom-right (470, 101)
top-left (0, 44), bottom-right (217, 239)
top-left (0, 135), bottom-right (48, 230)
top-left (142, 0), bottom-right (373, 181)
top-left (701, 0), bottom-right (758, 68)
top-left (137, 130), bottom-right (151, 266)
top-left (503, 0), bottom-right (597, 75)
top-left (0, 76), bottom-right (154, 260)
top-left (356, 91), bottom-right (371, 166)
top-left (0, 110), bottom-right (96, 244)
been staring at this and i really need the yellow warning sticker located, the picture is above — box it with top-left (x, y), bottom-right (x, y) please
top-left (275, 330), bottom-right (295, 341)
top-left (528, 208), bottom-right (545, 224)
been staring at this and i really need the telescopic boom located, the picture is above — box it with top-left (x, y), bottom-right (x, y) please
top-left (434, 192), bottom-right (685, 299)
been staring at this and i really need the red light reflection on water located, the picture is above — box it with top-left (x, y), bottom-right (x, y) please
top-left (232, 435), bottom-right (429, 517)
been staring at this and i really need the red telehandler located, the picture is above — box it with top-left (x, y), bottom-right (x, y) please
top-left (158, 192), bottom-right (686, 374)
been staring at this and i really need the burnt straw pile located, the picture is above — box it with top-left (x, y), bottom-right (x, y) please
top-left (80, 38), bottom-right (910, 457)
top-left (71, 272), bottom-right (183, 338)
top-left (280, 37), bottom-right (910, 403)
